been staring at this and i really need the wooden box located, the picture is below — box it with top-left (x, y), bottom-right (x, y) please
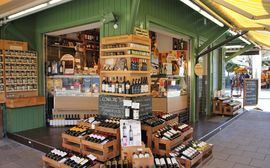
top-left (81, 137), bottom-right (119, 162)
top-left (201, 144), bottom-right (213, 166)
top-left (212, 99), bottom-right (222, 114)
top-left (62, 133), bottom-right (82, 153)
top-left (178, 152), bottom-right (203, 168)
top-left (42, 156), bottom-right (61, 168)
top-left (0, 92), bottom-right (5, 103)
top-left (95, 125), bottom-right (120, 150)
top-left (152, 95), bottom-right (188, 114)
top-left (0, 40), bottom-right (28, 51)
top-left (153, 135), bottom-right (183, 156)
top-left (141, 123), bottom-right (166, 148)
top-left (61, 163), bottom-right (100, 168)
top-left (6, 96), bottom-right (45, 108)
top-left (121, 145), bottom-right (154, 168)
top-left (223, 104), bottom-right (241, 116)
top-left (181, 128), bottom-right (193, 145)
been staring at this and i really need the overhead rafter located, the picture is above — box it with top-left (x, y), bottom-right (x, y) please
top-left (225, 44), bottom-right (255, 62)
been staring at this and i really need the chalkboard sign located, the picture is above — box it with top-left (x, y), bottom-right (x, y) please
top-left (243, 79), bottom-right (258, 106)
top-left (99, 95), bottom-right (125, 118)
top-left (132, 96), bottom-right (152, 117)
top-left (99, 95), bottom-right (152, 119)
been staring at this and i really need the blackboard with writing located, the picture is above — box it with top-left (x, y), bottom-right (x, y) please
top-left (244, 79), bottom-right (258, 106)
top-left (99, 95), bottom-right (125, 118)
top-left (99, 95), bottom-right (152, 119)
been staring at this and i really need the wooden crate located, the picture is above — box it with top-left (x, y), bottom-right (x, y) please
top-left (42, 156), bottom-right (61, 168)
top-left (212, 99), bottom-right (222, 114)
top-left (0, 92), bottom-right (5, 103)
top-left (95, 125), bottom-right (120, 150)
top-left (62, 133), bottom-right (82, 153)
top-left (223, 104), bottom-right (241, 116)
top-left (61, 163), bottom-right (100, 168)
top-left (81, 138), bottom-right (119, 162)
top-left (78, 121), bottom-right (99, 129)
top-left (178, 152), bottom-right (203, 168)
top-left (141, 123), bottom-right (166, 148)
top-left (201, 144), bottom-right (213, 166)
top-left (0, 40), bottom-right (28, 51)
top-left (181, 128), bottom-right (193, 145)
top-left (121, 145), bottom-right (154, 168)
top-left (153, 135), bottom-right (183, 156)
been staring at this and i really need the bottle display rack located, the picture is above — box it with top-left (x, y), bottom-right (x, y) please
top-left (100, 35), bottom-right (151, 97)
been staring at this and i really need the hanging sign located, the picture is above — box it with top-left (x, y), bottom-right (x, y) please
top-left (194, 63), bottom-right (203, 76)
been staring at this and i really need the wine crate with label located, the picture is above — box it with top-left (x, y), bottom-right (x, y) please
top-left (100, 35), bottom-right (151, 97)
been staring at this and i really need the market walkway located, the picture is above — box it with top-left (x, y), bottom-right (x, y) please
top-left (204, 110), bottom-right (270, 168)
top-left (0, 138), bottom-right (43, 168)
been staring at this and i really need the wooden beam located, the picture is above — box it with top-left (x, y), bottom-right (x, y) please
top-left (197, 27), bottom-right (227, 54)
top-left (128, 0), bottom-right (141, 34)
top-left (225, 44), bottom-right (254, 62)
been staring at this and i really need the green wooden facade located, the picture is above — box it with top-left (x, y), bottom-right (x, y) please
top-left (0, 0), bottom-right (226, 132)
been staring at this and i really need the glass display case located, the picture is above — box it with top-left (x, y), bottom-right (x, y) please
top-left (151, 75), bottom-right (187, 98)
top-left (47, 75), bottom-right (100, 97)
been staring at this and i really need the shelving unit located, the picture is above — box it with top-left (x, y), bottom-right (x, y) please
top-left (100, 34), bottom-right (151, 97)
top-left (4, 50), bottom-right (38, 98)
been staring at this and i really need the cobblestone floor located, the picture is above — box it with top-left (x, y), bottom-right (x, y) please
top-left (205, 110), bottom-right (270, 168)
top-left (1, 110), bottom-right (270, 168)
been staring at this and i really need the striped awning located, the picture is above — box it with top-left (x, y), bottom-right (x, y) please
top-left (196, 0), bottom-right (270, 48)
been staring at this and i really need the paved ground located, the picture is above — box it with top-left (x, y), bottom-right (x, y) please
top-left (1, 110), bottom-right (270, 168)
top-left (205, 110), bottom-right (270, 168)
top-left (0, 138), bottom-right (43, 168)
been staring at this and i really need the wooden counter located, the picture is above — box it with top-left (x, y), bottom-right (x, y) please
top-left (53, 96), bottom-right (99, 114)
top-left (152, 95), bottom-right (187, 114)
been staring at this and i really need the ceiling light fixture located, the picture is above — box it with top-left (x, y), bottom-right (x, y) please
top-left (179, 0), bottom-right (224, 27)
top-left (228, 30), bottom-right (251, 45)
top-left (8, 3), bottom-right (48, 19)
top-left (49, 0), bottom-right (64, 5)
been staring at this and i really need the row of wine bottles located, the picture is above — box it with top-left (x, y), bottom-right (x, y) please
top-left (101, 77), bottom-right (149, 94)
top-left (143, 116), bottom-right (165, 127)
top-left (104, 157), bottom-right (130, 168)
top-left (155, 126), bottom-right (181, 140)
top-left (85, 133), bottom-right (115, 144)
top-left (169, 144), bottom-right (200, 160)
top-left (154, 156), bottom-right (180, 168)
top-left (49, 114), bottom-right (81, 127)
top-left (65, 126), bottom-right (92, 137)
top-left (99, 119), bottom-right (120, 129)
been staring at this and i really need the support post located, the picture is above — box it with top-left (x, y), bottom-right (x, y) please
top-left (128, 0), bottom-right (141, 33)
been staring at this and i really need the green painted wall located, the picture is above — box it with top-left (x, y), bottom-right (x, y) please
top-left (1, 0), bottom-right (227, 132)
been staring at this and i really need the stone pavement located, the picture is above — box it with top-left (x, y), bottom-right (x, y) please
top-left (0, 138), bottom-right (43, 168)
top-left (204, 110), bottom-right (270, 168)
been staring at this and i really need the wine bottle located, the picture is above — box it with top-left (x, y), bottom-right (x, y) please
top-left (47, 61), bottom-right (52, 76)
top-left (125, 80), bottom-right (130, 94)
top-left (111, 77), bottom-right (116, 93)
top-left (102, 77), bottom-right (106, 92)
top-left (123, 157), bottom-right (129, 168)
top-left (129, 125), bottom-right (133, 145)
top-left (115, 77), bottom-right (119, 93)
top-left (59, 61), bottom-right (64, 75)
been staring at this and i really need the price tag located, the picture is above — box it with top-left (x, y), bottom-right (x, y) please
top-left (132, 102), bottom-right (140, 109)
top-left (87, 154), bottom-right (97, 161)
top-left (171, 80), bottom-right (176, 86)
top-left (123, 100), bottom-right (132, 107)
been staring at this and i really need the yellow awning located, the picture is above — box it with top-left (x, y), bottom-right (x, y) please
top-left (197, 0), bottom-right (270, 48)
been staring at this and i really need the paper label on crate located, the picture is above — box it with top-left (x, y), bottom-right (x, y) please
top-left (123, 100), bottom-right (132, 107)
top-left (171, 80), bottom-right (176, 86)
top-left (131, 102), bottom-right (140, 109)
top-left (58, 158), bottom-right (67, 163)
top-left (87, 154), bottom-right (97, 161)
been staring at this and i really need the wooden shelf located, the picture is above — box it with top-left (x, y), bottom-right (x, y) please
top-left (5, 69), bottom-right (36, 71)
top-left (6, 96), bottom-right (45, 108)
top-left (6, 83), bottom-right (36, 85)
top-left (100, 54), bottom-right (150, 59)
top-left (50, 44), bottom-right (75, 49)
top-left (101, 47), bottom-right (150, 52)
top-left (100, 92), bottom-right (150, 97)
top-left (6, 76), bottom-right (37, 78)
top-left (6, 56), bottom-right (37, 59)
top-left (7, 89), bottom-right (38, 92)
top-left (100, 71), bottom-right (150, 75)
top-left (5, 62), bottom-right (36, 65)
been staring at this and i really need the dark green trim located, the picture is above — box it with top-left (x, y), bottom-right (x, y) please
top-left (197, 28), bottom-right (227, 54)
top-left (190, 37), bottom-right (197, 123)
top-left (225, 44), bottom-right (254, 62)
top-left (129, 0), bottom-right (141, 33)
top-left (218, 48), bottom-right (225, 90)
top-left (207, 46), bottom-right (213, 116)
